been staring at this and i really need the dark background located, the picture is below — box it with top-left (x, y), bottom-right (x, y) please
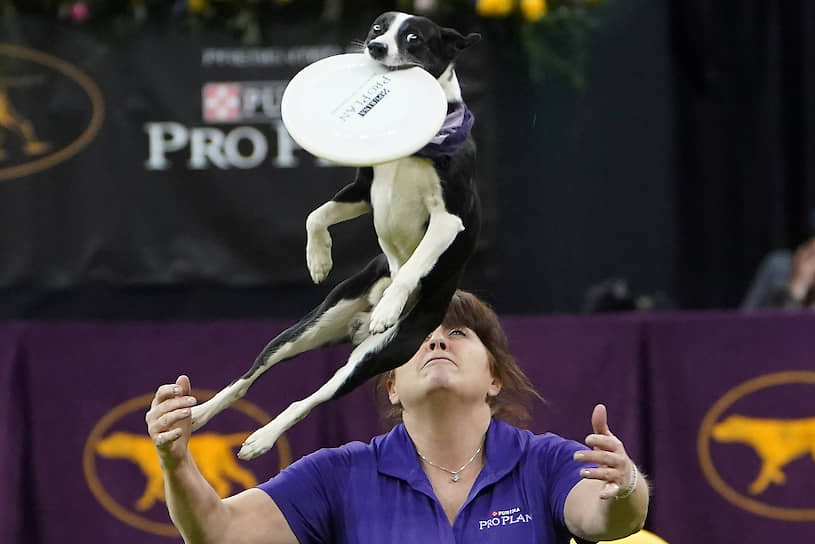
top-left (1, 0), bottom-right (813, 319)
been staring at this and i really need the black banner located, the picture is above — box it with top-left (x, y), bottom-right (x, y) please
top-left (0, 16), bottom-right (497, 290)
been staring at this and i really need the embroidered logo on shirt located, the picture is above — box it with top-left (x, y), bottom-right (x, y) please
top-left (478, 506), bottom-right (533, 530)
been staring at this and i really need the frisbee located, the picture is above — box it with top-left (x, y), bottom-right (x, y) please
top-left (281, 54), bottom-right (447, 166)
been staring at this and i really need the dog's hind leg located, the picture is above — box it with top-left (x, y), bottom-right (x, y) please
top-left (237, 324), bottom-right (399, 459)
top-left (191, 255), bottom-right (390, 431)
top-left (238, 274), bottom-right (463, 459)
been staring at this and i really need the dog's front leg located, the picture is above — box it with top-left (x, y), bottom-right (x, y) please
top-left (306, 200), bottom-right (371, 283)
top-left (306, 168), bottom-right (374, 283)
top-left (369, 210), bottom-right (464, 333)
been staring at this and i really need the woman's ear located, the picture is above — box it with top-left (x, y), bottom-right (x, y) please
top-left (487, 377), bottom-right (502, 398)
top-left (387, 377), bottom-right (400, 405)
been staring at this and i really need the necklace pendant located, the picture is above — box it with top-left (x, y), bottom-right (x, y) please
top-left (451, 474), bottom-right (460, 483)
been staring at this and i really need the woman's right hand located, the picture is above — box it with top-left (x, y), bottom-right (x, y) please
top-left (145, 375), bottom-right (198, 470)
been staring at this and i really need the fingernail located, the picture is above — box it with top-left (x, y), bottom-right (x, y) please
top-left (574, 452), bottom-right (584, 460)
top-left (173, 386), bottom-right (181, 395)
top-left (581, 469), bottom-right (591, 476)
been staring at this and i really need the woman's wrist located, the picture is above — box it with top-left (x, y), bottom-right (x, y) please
top-left (614, 463), bottom-right (638, 500)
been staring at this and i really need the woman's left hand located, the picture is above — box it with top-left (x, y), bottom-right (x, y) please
top-left (573, 404), bottom-right (636, 500)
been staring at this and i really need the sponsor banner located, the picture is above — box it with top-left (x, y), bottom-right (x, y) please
top-left (647, 312), bottom-right (815, 541)
top-left (502, 315), bottom-right (647, 462)
top-left (0, 315), bottom-right (642, 543)
top-left (8, 313), bottom-right (811, 542)
top-left (0, 17), bottom-right (496, 288)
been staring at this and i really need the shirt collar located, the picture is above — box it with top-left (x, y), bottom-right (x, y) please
top-left (376, 418), bottom-right (526, 492)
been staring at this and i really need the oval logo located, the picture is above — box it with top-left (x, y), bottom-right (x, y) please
top-left (83, 390), bottom-right (293, 536)
top-left (697, 370), bottom-right (815, 521)
top-left (0, 44), bottom-right (104, 181)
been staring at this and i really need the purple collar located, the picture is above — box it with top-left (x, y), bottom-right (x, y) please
top-left (413, 102), bottom-right (474, 161)
top-left (375, 418), bottom-right (525, 494)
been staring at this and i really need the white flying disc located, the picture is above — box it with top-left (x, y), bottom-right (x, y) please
top-left (281, 54), bottom-right (447, 166)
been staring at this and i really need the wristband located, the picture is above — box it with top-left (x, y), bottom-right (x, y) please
top-left (614, 463), bottom-right (638, 500)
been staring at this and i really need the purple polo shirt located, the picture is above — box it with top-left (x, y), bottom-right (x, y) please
top-left (258, 418), bottom-right (593, 543)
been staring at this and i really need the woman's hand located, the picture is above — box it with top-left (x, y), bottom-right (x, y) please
top-left (145, 375), bottom-right (198, 470)
top-left (573, 404), bottom-right (637, 500)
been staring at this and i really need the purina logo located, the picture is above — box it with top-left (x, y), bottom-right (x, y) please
top-left (697, 371), bottom-right (815, 521)
top-left (0, 44), bottom-right (104, 182)
top-left (83, 390), bottom-right (293, 537)
top-left (478, 506), bottom-right (532, 530)
top-left (144, 75), bottom-right (333, 170)
top-left (201, 81), bottom-right (288, 123)
top-left (203, 83), bottom-right (241, 122)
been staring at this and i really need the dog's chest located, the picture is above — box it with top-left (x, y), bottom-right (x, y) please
top-left (370, 158), bottom-right (442, 257)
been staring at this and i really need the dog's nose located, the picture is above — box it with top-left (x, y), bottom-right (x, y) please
top-left (367, 42), bottom-right (388, 60)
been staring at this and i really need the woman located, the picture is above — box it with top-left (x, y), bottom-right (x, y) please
top-left (146, 291), bottom-right (648, 543)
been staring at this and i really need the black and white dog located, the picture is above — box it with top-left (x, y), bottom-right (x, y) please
top-left (191, 12), bottom-right (482, 459)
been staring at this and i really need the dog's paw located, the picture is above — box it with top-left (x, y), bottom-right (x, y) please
top-left (369, 283), bottom-right (410, 334)
top-left (306, 230), bottom-right (333, 284)
top-left (237, 425), bottom-right (283, 460)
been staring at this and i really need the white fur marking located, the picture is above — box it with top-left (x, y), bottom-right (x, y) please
top-left (438, 64), bottom-right (463, 103)
top-left (366, 157), bottom-right (463, 333)
top-left (368, 12), bottom-right (411, 68)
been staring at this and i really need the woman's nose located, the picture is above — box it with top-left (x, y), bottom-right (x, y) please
top-left (428, 335), bottom-right (447, 351)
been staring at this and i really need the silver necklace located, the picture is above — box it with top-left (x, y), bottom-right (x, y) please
top-left (416, 445), bottom-right (483, 483)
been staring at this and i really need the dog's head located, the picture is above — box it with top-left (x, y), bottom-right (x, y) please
top-left (363, 12), bottom-right (481, 79)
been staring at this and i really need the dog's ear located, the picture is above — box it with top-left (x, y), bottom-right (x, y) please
top-left (442, 28), bottom-right (482, 56)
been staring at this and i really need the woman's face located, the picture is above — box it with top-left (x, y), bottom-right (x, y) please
top-left (387, 324), bottom-right (501, 409)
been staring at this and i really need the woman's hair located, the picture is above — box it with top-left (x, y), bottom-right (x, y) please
top-left (374, 290), bottom-right (543, 429)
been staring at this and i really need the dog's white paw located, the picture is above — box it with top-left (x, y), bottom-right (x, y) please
top-left (306, 230), bottom-right (333, 284)
top-left (237, 424), bottom-right (283, 460)
top-left (369, 283), bottom-right (409, 334)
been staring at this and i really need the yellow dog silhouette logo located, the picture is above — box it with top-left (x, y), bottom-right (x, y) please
top-left (84, 391), bottom-right (292, 536)
top-left (95, 431), bottom-right (258, 511)
top-left (0, 44), bottom-right (103, 182)
top-left (0, 88), bottom-right (50, 160)
top-left (712, 415), bottom-right (815, 495)
top-left (698, 370), bottom-right (815, 521)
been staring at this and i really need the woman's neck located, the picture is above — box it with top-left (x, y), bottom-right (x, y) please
top-left (402, 401), bottom-right (492, 469)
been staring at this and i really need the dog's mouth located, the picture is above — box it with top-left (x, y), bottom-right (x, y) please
top-left (385, 63), bottom-right (420, 71)
top-left (365, 54), bottom-right (421, 72)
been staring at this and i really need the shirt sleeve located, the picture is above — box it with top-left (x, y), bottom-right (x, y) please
top-left (536, 433), bottom-right (596, 527)
top-left (257, 446), bottom-right (350, 544)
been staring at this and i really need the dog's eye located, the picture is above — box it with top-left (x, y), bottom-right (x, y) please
top-left (371, 24), bottom-right (383, 35)
top-left (405, 33), bottom-right (422, 44)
